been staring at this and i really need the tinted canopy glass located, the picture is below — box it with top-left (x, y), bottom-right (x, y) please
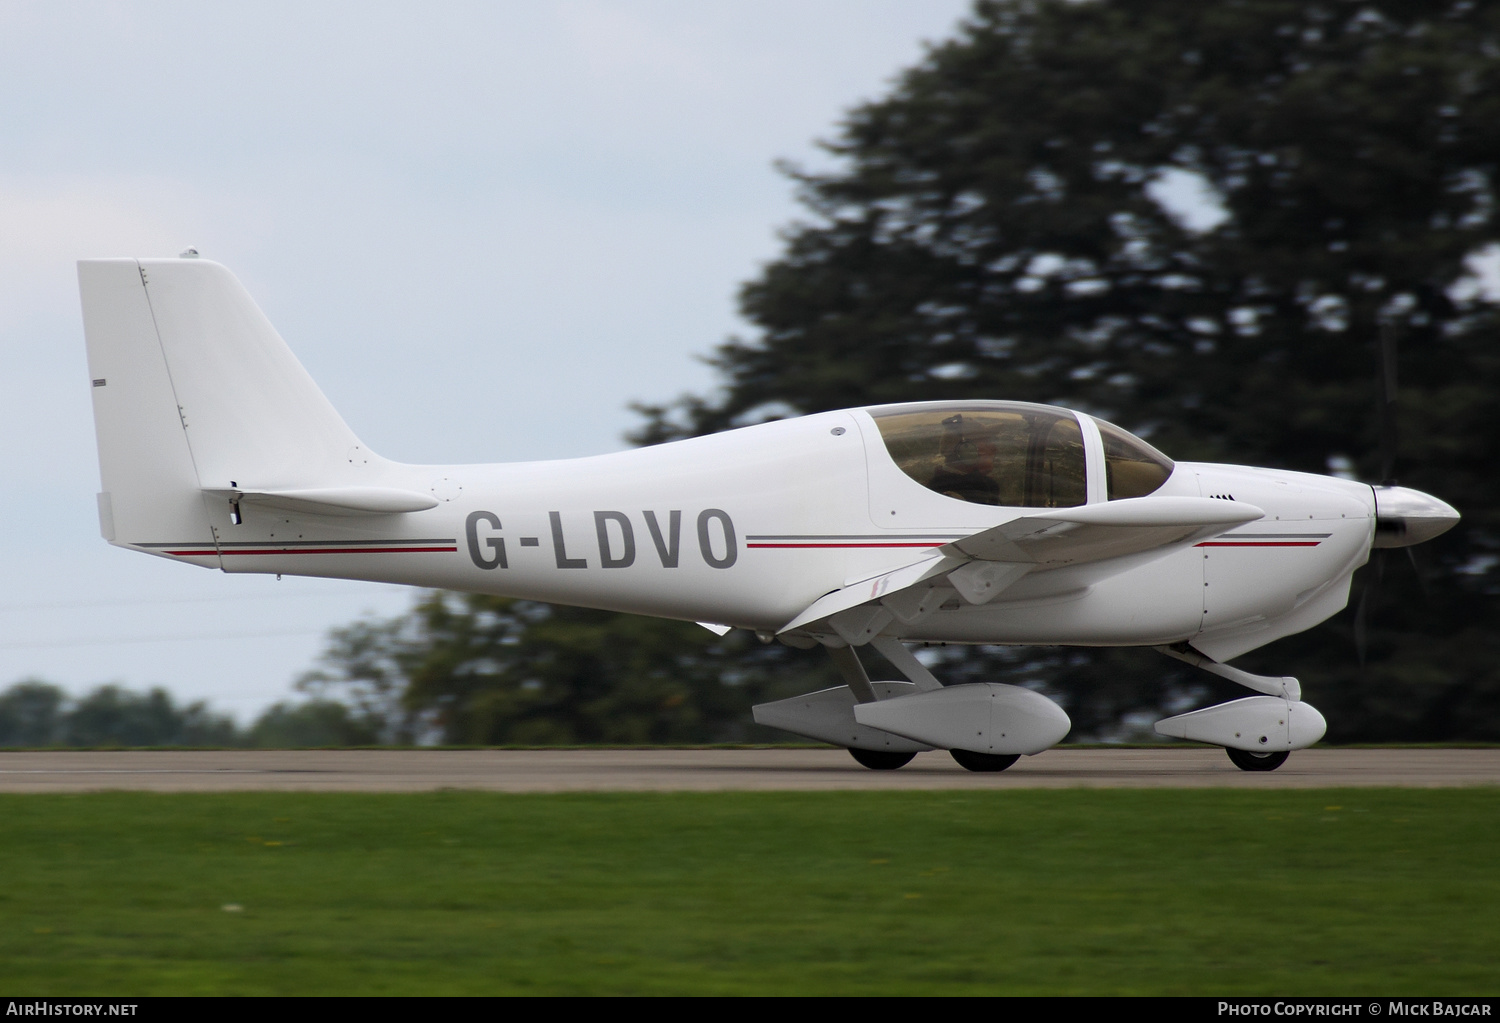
top-left (1093, 417), bottom-right (1174, 499)
top-left (871, 402), bottom-right (1086, 508)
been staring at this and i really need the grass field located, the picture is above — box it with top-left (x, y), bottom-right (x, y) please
top-left (1, 789), bottom-right (1496, 995)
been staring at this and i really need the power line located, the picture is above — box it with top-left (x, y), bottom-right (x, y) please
top-left (0, 627), bottom-right (329, 650)
top-left (0, 586), bottom-right (393, 614)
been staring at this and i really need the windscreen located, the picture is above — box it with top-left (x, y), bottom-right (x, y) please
top-left (1093, 417), bottom-right (1174, 499)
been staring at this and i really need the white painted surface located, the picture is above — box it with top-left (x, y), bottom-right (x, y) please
top-left (752, 682), bottom-right (931, 752)
top-left (854, 683), bottom-right (1072, 755)
top-left (1155, 696), bottom-right (1328, 752)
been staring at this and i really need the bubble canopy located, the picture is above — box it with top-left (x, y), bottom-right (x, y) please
top-left (868, 401), bottom-right (1173, 507)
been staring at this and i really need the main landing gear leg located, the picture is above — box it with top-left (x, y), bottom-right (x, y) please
top-left (830, 645), bottom-right (919, 771)
top-left (827, 645), bottom-right (877, 704)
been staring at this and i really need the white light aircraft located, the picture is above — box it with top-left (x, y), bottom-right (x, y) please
top-left (79, 257), bottom-right (1460, 771)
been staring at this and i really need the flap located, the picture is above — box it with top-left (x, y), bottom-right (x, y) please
top-left (778, 554), bottom-right (959, 635)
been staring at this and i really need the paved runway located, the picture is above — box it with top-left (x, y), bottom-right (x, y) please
top-left (0, 748), bottom-right (1495, 791)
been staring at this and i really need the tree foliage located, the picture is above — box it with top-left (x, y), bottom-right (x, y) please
top-left (299, 593), bottom-right (841, 745)
top-left (640, 1), bottom-right (1500, 472)
top-left (246, 700), bottom-right (382, 748)
top-left (0, 681), bottom-right (382, 748)
top-left (625, 0), bottom-right (1500, 740)
top-left (0, 680), bottom-right (238, 747)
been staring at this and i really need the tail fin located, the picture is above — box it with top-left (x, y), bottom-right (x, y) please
top-left (79, 257), bottom-right (375, 557)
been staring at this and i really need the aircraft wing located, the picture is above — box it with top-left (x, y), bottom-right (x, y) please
top-left (939, 496), bottom-right (1263, 566)
top-left (778, 497), bottom-right (1262, 641)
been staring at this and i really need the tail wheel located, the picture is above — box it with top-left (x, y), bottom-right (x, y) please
top-left (1226, 748), bottom-right (1290, 772)
top-left (950, 749), bottom-right (1020, 773)
top-left (848, 748), bottom-right (917, 770)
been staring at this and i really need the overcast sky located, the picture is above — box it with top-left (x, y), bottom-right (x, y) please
top-left (0, 1), bottom-right (976, 721)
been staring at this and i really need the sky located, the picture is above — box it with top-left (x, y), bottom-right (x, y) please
top-left (0, 1), bottom-right (978, 722)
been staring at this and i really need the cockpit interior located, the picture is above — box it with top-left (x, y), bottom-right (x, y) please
top-left (869, 401), bottom-right (1173, 508)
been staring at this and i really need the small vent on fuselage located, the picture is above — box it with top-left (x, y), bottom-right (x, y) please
top-left (1208, 493), bottom-right (1236, 501)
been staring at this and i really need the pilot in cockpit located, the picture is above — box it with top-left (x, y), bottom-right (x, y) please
top-left (928, 413), bottom-right (1001, 505)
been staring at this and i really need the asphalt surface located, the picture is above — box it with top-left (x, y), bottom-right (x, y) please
top-left (0, 748), bottom-right (1495, 791)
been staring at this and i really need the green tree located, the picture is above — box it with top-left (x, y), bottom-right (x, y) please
top-left (0, 681), bottom-right (243, 747)
top-left (630, 0), bottom-right (1500, 739)
top-left (247, 700), bottom-right (381, 748)
top-left (63, 685), bottom-right (239, 747)
top-left (296, 616), bottom-right (419, 744)
top-left (301, 593), bottom-right (839, 745)
top-left (0, 680), bottom-right (66, 746)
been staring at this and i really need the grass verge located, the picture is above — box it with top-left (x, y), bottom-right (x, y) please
top-left (0, 789), bottom-right (1495, 995)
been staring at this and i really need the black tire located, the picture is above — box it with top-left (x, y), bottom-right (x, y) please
top-left (1226, 747), bottom-right (1290, 772)
top-left (950, 749), bottom-right (1021, 773)
top-left (848, 748), bottom-right (917, 770)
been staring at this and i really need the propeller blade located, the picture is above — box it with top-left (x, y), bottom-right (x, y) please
top-left (1378, 320), bottom-right (1399, 485)
top-left (1404, 546), bottom-right (1429, 599)
top-left (1353, 550), bottom-right (1387, 666)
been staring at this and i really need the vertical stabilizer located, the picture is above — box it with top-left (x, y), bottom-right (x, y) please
top-left (79, 257), bottom-right (378, 561)
top-left (136, 258), bottom-right (366, 489)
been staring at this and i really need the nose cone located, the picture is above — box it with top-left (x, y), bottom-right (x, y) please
top-left (1373, 486), bottom-right (1461, 548)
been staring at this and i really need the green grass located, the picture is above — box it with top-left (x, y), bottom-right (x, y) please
top-left (0, 789), bottom-right (1495, 995)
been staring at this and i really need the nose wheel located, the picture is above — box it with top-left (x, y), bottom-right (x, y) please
top-left (950, 749), bottom-right (1021, 772)
top-left (1226, 748), bottom-right (1290, 772)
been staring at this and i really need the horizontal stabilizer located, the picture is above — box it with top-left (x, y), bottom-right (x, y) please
top-left (205, 486), bottom-right (438, 517)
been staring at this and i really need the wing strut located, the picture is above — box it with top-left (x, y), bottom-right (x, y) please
top-left (868, 636), bottom-right (943, 692)
top-left (827, 646), bottom-right (877, 704)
